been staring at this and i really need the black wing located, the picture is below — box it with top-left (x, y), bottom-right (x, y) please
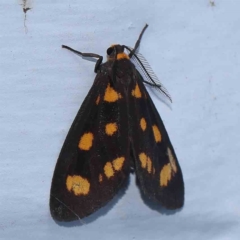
top-left (129, 69), bottom-right (184, 209)
top-left (50, 71), bottom-right (131, 221)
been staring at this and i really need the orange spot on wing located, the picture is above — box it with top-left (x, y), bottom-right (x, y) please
top-left (105, 122), bottom-right (118, 136)
top-left (104, 162), bottom-right (114, 178)
top-left (78, 132), bottom-right (94, 150)
top-left (140, 118), bottom-right (147, 131)
top-left (139, 153), bottom-right (147, 169)
top-left (66, 175), bottom-right (73, 192)
top-left (139, 153), bottom-right (153, 174)
top-left (152, 125), bottom-right (161, 142)
top-left (167, 148), bottom-right (177, 173)
top-left (131, 83), bottom-right (142, 98)
top-left (159, 149), bottom-right (178, 187)
top-left (112, 157), bottom-right (125, 171)
top-left (147, 157), bottom-right (152, 173)
top-left (160, 164), bottom-right (172, 187)
top-left (66, 175), bottom-right (90, 195)
top-left (104, 84), bottom-right (122, 102)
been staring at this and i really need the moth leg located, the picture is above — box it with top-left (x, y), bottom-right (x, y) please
top-left (62, 45), bottom-right (103, 73)
top-left (128, 24), bottom-right (148, 58)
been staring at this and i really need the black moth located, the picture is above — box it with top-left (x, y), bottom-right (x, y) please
top-left (50, 24), bottom-right (184, 222)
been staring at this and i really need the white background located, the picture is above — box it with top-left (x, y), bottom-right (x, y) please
top-left (1, 0), bottom-right (240, 239)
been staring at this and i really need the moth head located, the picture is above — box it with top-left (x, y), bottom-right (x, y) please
top-left (107, 45), bottom-right (129, 61)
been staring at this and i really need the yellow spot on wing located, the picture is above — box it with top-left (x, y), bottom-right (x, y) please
top-left (117, 53), bottom-right (130, 60)
top-left (167, 148), bottom-right (177, 173)
top-left (113, 157), bottom-right (125, 171)
top-left (78, 132), bottom-right (94, 150)
top-left (152, 125), bottom-right (161, 142)
top-left (105, 122), bottom-right (118, 136)
top-left (160, 164), bottom-right (172, 187)
top-left (66, 175), bottom-right (90, 195)
top-left (104, 84), bottom-right (122, 102)
top-left (104, 162), bottom-right (114, 178)
top-left (140, 118), bottom-right (147, 131)
top-left (96, 95), bottom-right (100, 105)
top-left (131, 83), bottom-right (142, 98)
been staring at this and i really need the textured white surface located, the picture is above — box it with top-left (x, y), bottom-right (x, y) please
top-left (1, 0), bottom-right (240, 239)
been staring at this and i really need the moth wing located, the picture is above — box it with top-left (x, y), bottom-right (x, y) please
top-left (129, 72), bottom-right (184, 209)
top-left (50, 74), bottom-right (130, 221)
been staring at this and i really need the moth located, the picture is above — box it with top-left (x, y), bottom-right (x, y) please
top-left (50, 24), bottom-right (184, 222)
